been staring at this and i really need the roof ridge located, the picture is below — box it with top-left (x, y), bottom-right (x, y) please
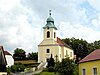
top-left (4, 51), bottom-right (12, 56)
top-left (57, 37), bottom-right (72, 49)
top-left (79, 49), bottom-right (100, 63)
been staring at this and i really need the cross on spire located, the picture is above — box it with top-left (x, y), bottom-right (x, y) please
top-left (55, 54), bottom-right (58, 62)
top-left (49, 10), bottom-right (51, 16)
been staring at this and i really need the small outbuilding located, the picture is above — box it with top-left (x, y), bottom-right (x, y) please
top-left (4, 51), bottom-right (14, 67)
top-left (79, 49), bottom-right (100, 75)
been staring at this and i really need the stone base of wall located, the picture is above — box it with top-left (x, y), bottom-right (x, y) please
top-left (0, 72), bottom-right (7, 75)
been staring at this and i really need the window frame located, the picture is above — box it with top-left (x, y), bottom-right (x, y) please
top-left (54, 32), bottom-right (56, 38)
top-left (70, 52), bottom-right (72, 57)
top-left (46, 49), bottom-right (50, 53)
top-left (92, 67), bottom-right (97, 75)
top-left (66, 50), bottom-right (68, 57)
top-left (47, 31), bottom-right (50, 38)
top-left (82, 68), bottom-right (86, 75)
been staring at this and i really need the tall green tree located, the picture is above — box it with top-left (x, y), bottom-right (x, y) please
top-left (93, 40), bottom-right (100, 49)
top-left (27, 52), bottom-right (38, 61)
top-left (63, 38), bottom-right (88, 62)
top-left (62, 37), bottom-right (100, 63)
top-left (87, 40), bottom-right (100, 53)
top-left (13, 48), bottom-right (26, 60)
top-left (47, 54), bottom-right (55, 72)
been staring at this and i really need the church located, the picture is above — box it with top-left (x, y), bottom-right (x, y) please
top-left (38, 11), bottom-right (74, 63)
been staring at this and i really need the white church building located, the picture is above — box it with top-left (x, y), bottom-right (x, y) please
top-left (38, 11), bottom-right (74, 63)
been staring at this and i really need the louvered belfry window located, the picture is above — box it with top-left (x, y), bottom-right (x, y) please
top-left (47, 31), bottom-right (50, 38)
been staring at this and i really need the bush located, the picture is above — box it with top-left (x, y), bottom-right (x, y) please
top-left (73, 65), bottom-right (79, 75)
top-left (11, 63), bottom-right (25, 73)
top-left (57, 58), bottom-right (78, 75)
top-left (11, 65), bottom-right (17, 73)
top-left (7, 67), bottom-right (11, 74)
top-left (48, 66), bottom-right (54, 72)
top-left (43, 68), bottom-right (48, 72)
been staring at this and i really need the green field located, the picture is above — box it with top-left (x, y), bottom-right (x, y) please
top-left (34, 72), bottom-right (60, 75)
top-left (15, 60), bottom-right (39, 67)
top-left (15, 60), bottom-right (37, 64)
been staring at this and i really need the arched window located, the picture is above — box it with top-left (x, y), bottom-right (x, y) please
top-left (47, 49), bottom-right (50, 53)
top-left (54, 32), bottom-right (56, 38)
top-left (47, 31), bottom-right (50, 38)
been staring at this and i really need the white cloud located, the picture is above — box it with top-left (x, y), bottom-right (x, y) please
top-left (91, 13), bottom-right (100, 29)
top-left (59, 21), bottom-right (100, 43)
top-left (0, 0), bottom-right (20, 12)
top-left (87, 0), bottom-right (100, 11)
top-left (0, 0), bottom-right (100, 54)
top-left (0, 0), bottom-right (43, 53)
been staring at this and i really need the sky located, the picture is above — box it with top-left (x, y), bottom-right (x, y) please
top-left (0, 0), bottom-right (100, 54)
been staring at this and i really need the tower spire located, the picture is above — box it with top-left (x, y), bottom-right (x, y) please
top-left (49, 10), bottom-right (51, 16)
top-left (43, 10), bottom-right (57, 30)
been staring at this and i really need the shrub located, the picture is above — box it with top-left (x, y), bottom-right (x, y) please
top-left (57, 58), bottom-right (78, 75)
top-left (43, 68), bottom-right (48, 72)
top-left (48, 66), bottom-right (54, 72)
top-left (11, 65), bottom-right (17, 73)
top-left (7, 67), bottom-right (11, 74)
top-left (16, 63), bottom-right (25, 72)
top-left (11, 63), bottom-right (25, 73)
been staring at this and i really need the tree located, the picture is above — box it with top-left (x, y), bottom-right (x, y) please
top-left (47, 54), bottom-right (55, 68)
top-left (27, 52), bottom-right (38, 61)
top-left (13, 48), bottom-right (26, 60)
top-left (57, 58), bottom-right (78, 75)
top-left (62, 37), bottom-right (100, 64)
top-left (62, 38), bottom-right (88, 62)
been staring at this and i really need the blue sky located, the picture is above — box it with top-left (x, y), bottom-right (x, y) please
top-left (0, 0), bottom-right (100, 54)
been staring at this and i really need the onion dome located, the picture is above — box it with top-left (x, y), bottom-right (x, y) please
top-left (43, 10), bottom-right (57, 30)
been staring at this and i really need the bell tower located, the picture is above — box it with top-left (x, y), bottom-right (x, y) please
top-left (38, 10), bottom-right (74, 63)
top-left (43, 10), bottom-right (57, 41)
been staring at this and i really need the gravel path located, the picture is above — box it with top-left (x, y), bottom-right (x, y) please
top-left (10, 69), bottom-right (42, 75)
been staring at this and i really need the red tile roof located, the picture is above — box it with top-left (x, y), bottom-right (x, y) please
top-left (4, 51), bottom-right (12, 56)
top-left (57, 37), bottom-right (71, 49)
top-left (79, 49), bottom-right (100, 63)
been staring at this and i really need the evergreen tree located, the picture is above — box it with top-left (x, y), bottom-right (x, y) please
top-left (27, 52), bottom-right (38, 61)
top-left (47, 54), bottom-right (55, 67)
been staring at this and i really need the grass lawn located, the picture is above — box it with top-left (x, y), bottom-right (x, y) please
top-left (34, 72), bottom-right (60, 75)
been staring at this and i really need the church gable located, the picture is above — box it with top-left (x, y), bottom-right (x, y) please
top-left (38, 37), bottom-right (72, 49)
top-left (57, 37), bottom-right (72, 49)
top-left (38, 39), bottom-right (58, 46)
